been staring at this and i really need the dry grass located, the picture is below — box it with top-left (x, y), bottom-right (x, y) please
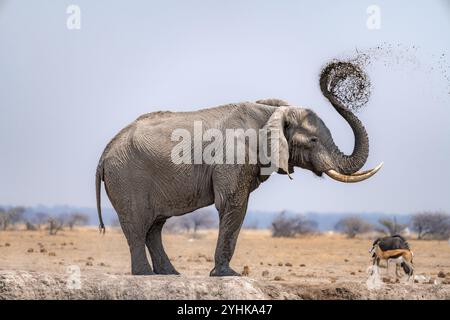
top-left (1, 227), bottom-right (449, 286)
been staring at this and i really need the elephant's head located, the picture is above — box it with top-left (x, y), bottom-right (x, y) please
top-left (264, 92), bottom-right (382, 183)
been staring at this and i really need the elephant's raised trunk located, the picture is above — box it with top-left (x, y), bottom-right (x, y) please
top-left (320, 68), bottom-right (370, 175)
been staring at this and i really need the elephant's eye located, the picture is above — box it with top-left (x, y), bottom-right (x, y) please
top-left (309, 137), bottom-right (318, 143)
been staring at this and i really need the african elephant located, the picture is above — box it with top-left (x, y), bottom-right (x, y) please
top-left (95, 91), bottom-right (382, 276)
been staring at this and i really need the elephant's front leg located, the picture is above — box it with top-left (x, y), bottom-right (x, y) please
top-left (210, 196), bottom-right (249, 277)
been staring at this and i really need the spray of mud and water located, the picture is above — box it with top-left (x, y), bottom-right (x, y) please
top-left (319, 60), bottom-right (371, 112)
top-left (319, 43), bottom-right (450, 111)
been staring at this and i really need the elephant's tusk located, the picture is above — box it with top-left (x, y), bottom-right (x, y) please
top-left (349, 162), bottom-right (384, 176)
top-left (325, 162), bottom-right (383, 183)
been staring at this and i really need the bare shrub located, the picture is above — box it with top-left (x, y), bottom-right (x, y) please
top-left (377, 217), bottom-right (408, 236)
top-left (334, 216), bottom-right (372, 238)
top-left (25, 221), bottom-right (37, 231)
top-left (166, 210), bottom-right (216, 234)
top-left (33, 212), bottom-right (50, 230)
top-left (176, 215), bottom-right (194, 233)
top-left (190, 210), bottom-right (215, 233)
top-left (271, 211), bottom-right (317, 238)
top-left (66, 212), bottom-right (89, 230)
top-left (47, 215), bottom-right (66, 235)
top-left (411, 212), bottom-right (450, 240)
top-left (0, 207), bottom-right (26, 230)
top-left (0, 207), bottom-right (5, 230)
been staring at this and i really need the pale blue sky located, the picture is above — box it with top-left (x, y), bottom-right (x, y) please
top-left (1, 0), bottom-right (449, 214)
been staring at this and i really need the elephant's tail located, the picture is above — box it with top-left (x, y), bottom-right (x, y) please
top-left (96, 164), bottom-right (106, 234)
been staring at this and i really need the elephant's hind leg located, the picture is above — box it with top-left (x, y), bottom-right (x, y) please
top-left (146, 219), bottom-right (179, 275)
top-left (104, 164), bottom-right (154, 275)
top-left (120, 221), bottom-right (154, 275)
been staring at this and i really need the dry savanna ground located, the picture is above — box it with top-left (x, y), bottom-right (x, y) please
top-left (1, 227), bottom-right (450, 299)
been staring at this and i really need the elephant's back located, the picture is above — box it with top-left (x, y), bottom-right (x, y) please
top-left (98, 102), bottom-right (271, 215)
top-left (100, 110), bottom-right (184, 161)
top-left (100, 109), bottom-right (221, 215)
top-left (99, 102), bottom-right (269, 167)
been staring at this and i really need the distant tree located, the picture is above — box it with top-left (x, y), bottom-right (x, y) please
top-left (0, 206), bottom-right (26, 230)
top-left (271, 211), bottom-right (318, 238)
top-left (25, 221), bottom-right (37, 231)
top-left (47, 214), bottom-right (66, 235)
top-left (177, 215), bottom-right (193, 233)
top-left (9, 207), bottom-right (26, 225)
top-left (66, 212), bottom-right (89, 230)
top-left (190, 210), bottom-right (215, 233)
top-left (171, 210), bottom-right (216, 234)
top-left (377, 217), bottom-right (408, 236)
top-left (0, 207), bottom-right (6, 230)
top-left (33, 212), bottom-right (50, 230)
top-left (335, 216), bottom-right (372, 238)
top-left (411, 212), bottom-right (450, 240)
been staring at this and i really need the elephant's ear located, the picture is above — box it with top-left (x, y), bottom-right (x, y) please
top-left (262, 107), bottom-right (292, 179)
top-left (256, 98), bottom-right (290, 107)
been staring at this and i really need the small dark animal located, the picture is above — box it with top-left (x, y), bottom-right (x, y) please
top-left (371, 235), bottom-right (410, 252)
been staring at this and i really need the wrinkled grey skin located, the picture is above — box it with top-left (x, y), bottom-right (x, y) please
top-left (96, 97), bottom-right (370, 276)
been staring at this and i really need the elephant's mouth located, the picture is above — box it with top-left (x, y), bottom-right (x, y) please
top-left (296, 160), bottom-right (324, 177)
top-left (312, 168), bottom-right (323, 177)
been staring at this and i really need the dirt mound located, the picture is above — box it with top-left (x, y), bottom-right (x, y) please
top-left (0, 270), bottom-right (266, 300)
top-left (1, 270), bottom-right (449, 300)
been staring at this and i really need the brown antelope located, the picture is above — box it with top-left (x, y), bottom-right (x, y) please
top-left (370, 245), bottom-right (414, 281)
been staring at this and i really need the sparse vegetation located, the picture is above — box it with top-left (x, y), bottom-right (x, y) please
top-left (411, 212), bottom-right (450, 240)
top-left (164, 210), bottom-right (216, 234)
top-left (1, 227), bottom-right (450, 299)
top-left (190, 210), bottom-right (215, 233)
top-left (377, 217), bottom-right (408, 236)
top-left (47, 215), bottom-right (65, 235)
top-left (0, 207), bottom-right (26, 230)
top-left (25, 221), bottom-right (37, 231)
top-left (32, 212), bottom-right (50, 230)
top-left (1, 209), bottom-right (90, 233)
top-left (334, 216), bottom-right (372, 238)
top-left (66, 213), bottom-right (89, 230)
top-left (271, 211), bottom-right (317, 237)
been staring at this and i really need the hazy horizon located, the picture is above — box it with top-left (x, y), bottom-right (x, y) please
top-left (1, 1), bottom-right (449, 215)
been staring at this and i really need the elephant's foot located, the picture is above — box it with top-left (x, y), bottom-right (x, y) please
top-left (154, 265), bottom-right (180, 275)
top-left (155, 269), bottom-right (180, 275)
top-left (131, 269), bottom-right (155, 276)
top-left (131, 262), bottom-right (154, 276)
top-left (130, 244), bottom-right (154, 275)
top-left (210, 265), bottom-right (241, 277)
